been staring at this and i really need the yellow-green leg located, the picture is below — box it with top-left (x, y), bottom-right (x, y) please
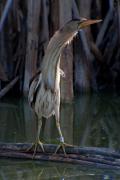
top-left (55, 119), bottom-right (73, 155)
top-left (54, 104), bottom-right (73, 155)
top-left (27, 117), bottom-right (44, 158)
top-left (55, 118), bottom-right (66, 155)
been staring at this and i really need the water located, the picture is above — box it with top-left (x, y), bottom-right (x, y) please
top-left (0, 94), bottom-right (120, 179)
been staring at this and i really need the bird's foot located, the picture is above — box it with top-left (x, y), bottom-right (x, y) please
top-left (26, 140), bottom-right (44, 158)
top-left (54, 137), bottom-right (73, 155)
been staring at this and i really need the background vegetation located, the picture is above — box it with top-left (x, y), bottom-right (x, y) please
top-left (0, 0), bottom-right (119, 101)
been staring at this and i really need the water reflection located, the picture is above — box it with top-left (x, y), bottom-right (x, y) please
top-left (0, 94), bottom-right (120, 179)
top-left (74, 94), bottom-right (120, 149)
top-left (0, 94), bottom-right (120, 149)
top-left (0, 159), bottom-right (119, 179)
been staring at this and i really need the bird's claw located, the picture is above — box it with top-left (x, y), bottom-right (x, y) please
top-left (54, 142), bottom-right (73, 155)
top-left (26, 140), bottom-right (44, 158)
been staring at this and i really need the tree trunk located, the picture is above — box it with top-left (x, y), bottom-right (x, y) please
top-left (74, 0), bottom-right (95, 93)
top-left (23, 0), bottom-right (41, 95)
top-left (59, 0), bottom-right (73, 102)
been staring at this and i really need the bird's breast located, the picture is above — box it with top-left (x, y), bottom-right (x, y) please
top-left (34, 81), bottom-right (59, 119)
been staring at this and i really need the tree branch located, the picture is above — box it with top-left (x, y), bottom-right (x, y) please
top-left (0, 143), bottom-right (120, 169)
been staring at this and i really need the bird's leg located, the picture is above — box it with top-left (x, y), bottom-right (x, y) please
top-left (54, 89), bottom-right (74, 155)
top-left (55, 119), bottom-right (66, 155)
top-left (54, 107), bottom-right (72, 155)
top-left (33, 118), bottom-right (44, 156)
top-left (27, 117), bottom-right (44, 157)
top-left (55, 119), bottom-right (73, 155)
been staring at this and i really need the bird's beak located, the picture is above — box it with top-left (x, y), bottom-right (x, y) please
top-left (79, 19), bottom-right (102, 29)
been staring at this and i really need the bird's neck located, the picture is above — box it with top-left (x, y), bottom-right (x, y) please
top-left (41, 30), bottom-right (76, 90)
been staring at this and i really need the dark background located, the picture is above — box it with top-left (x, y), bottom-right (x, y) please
top-left (0, 0), bottom-right (119, 101)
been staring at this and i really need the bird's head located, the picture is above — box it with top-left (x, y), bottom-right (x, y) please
top-left (60, 18), bottom-right (102, 34)
top-left (58, 18), bottom-right (102, 46)
top-left (78, 18), bottom-right (102, 29)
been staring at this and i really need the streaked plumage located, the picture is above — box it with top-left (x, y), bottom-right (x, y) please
top-left (28, 18), bottom-right (101, 155)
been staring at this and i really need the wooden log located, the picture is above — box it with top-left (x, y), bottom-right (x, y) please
top-left (1, 151), bottom-right (120, 170)
top-left (0, 143), bottom-right (120, 170)
top-left (0, 76), bottom-right (19, 98)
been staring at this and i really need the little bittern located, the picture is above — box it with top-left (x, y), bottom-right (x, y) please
top-left (28, 18), bottom-right (101, 156)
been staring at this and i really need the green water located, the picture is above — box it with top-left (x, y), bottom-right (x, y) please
top-left (0, 94), bottom-right (120, 179)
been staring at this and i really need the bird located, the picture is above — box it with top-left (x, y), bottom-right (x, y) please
top-left (28, 18), bottom-right (101, 156)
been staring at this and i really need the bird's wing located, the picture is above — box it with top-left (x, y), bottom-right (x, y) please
top-left (28, 70), bottom-right (41, 108)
